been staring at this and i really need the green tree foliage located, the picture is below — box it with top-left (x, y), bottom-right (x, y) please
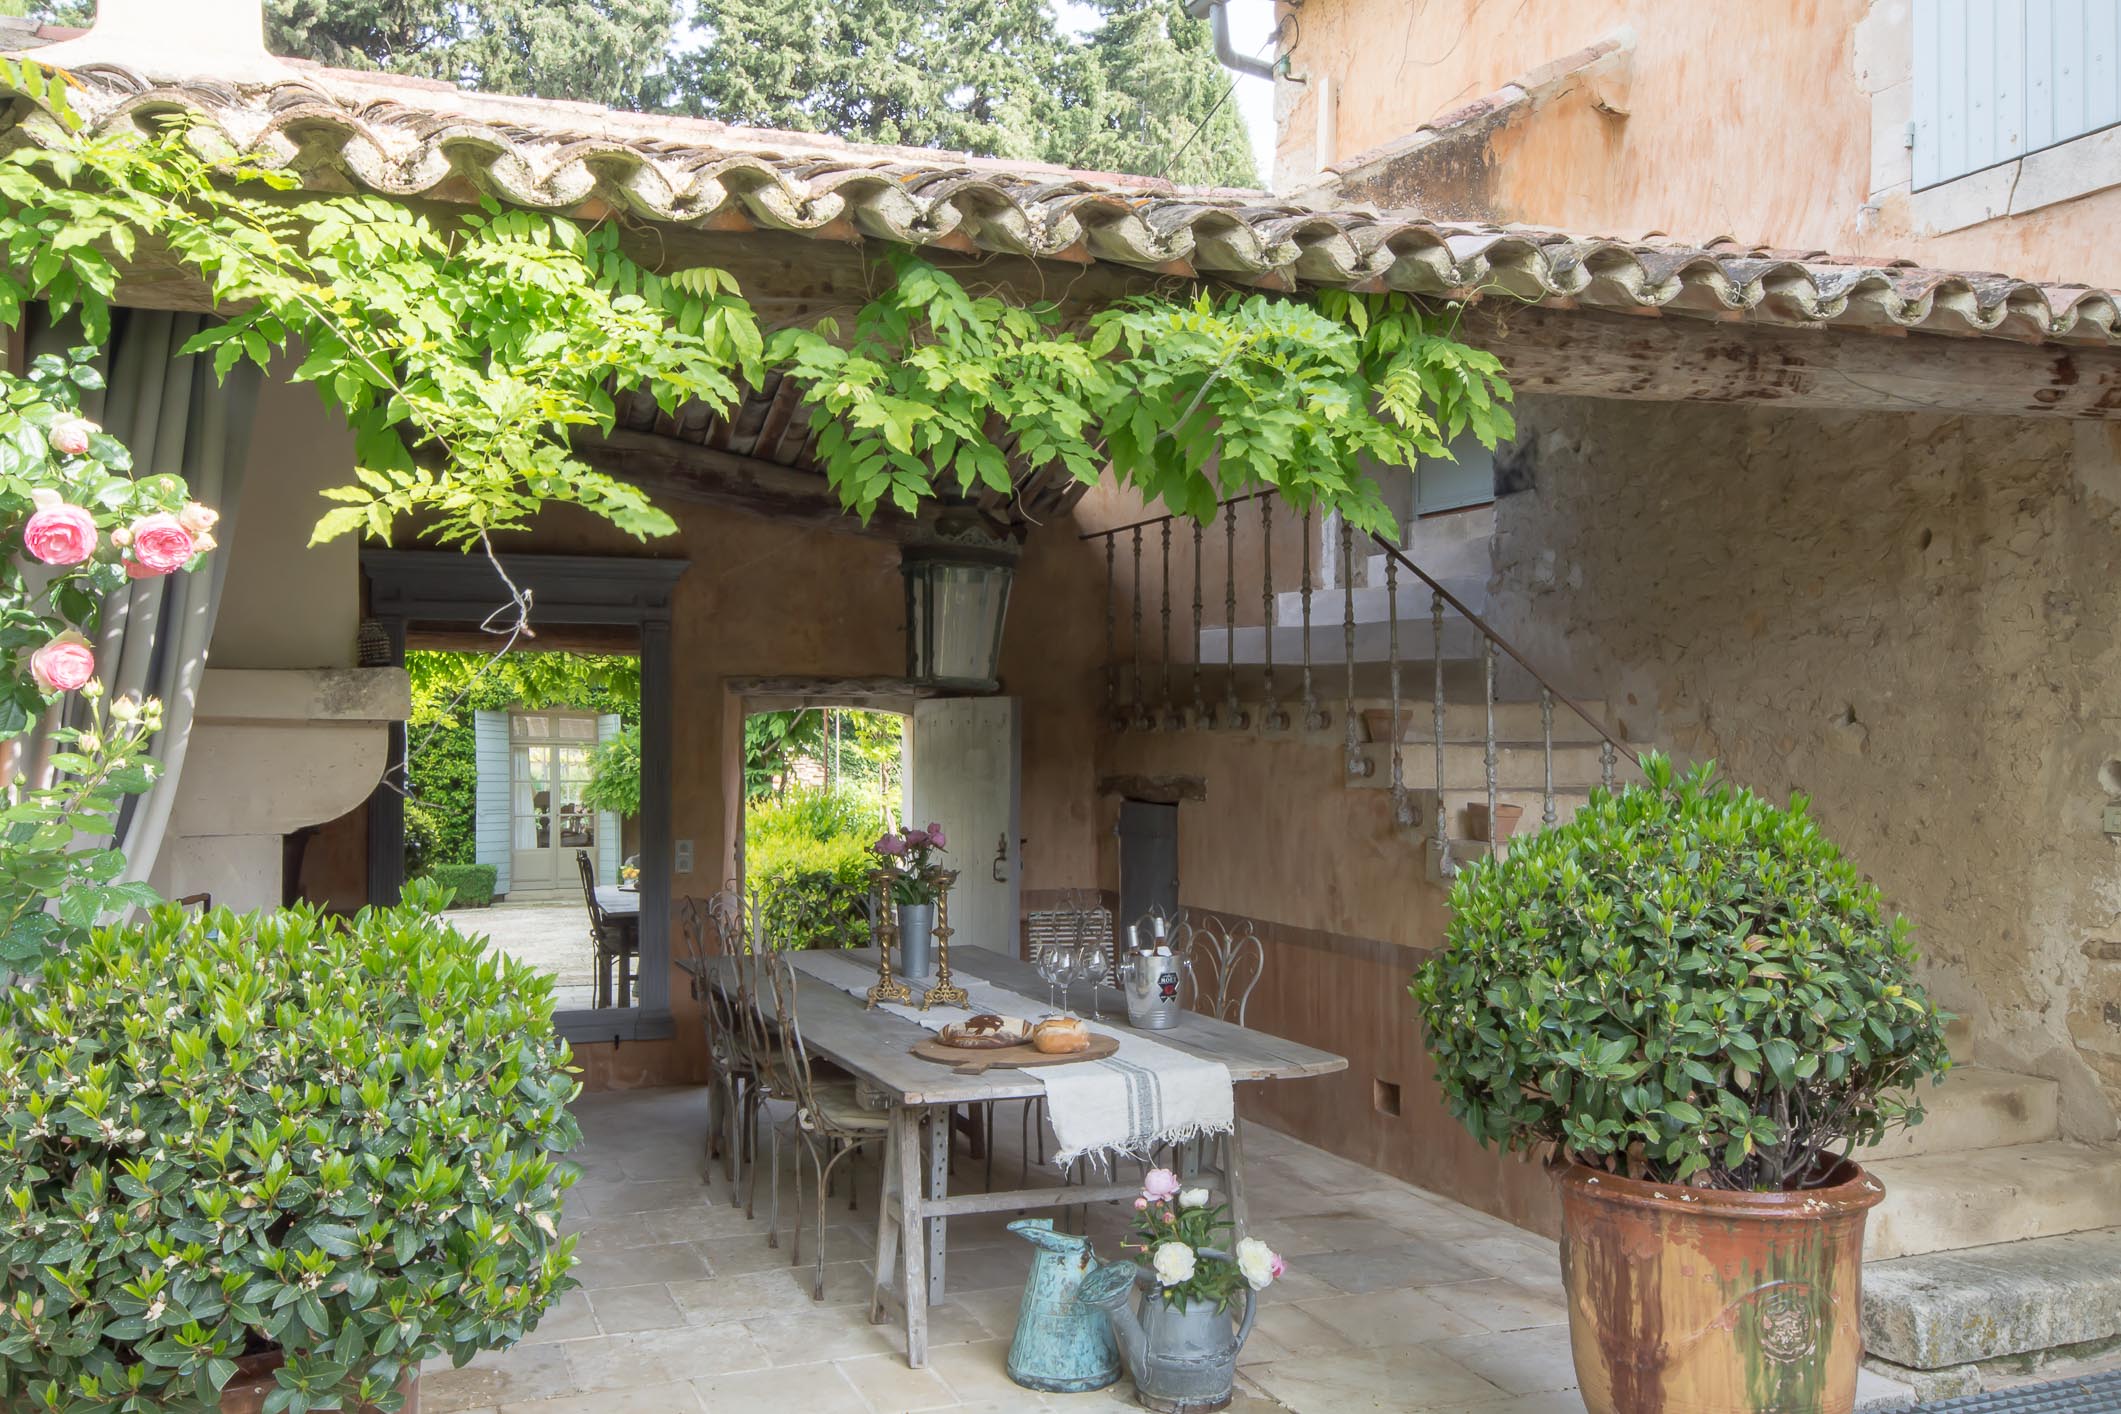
top-left (677, 0), bottom-right (1257, 183)
top-left (31, 0), bottom-right (682, 110)
top-left (582, 723), bottom-right (640, 816)
top-left (745, 785), bottom-right (886, 947)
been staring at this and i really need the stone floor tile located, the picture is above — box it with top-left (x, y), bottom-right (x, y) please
top-left (1237, 1301), bottom-right (1356, 1364)
top-left (582, 1282), bottom-right (686, 1334)
top-left (1249, 1345), bottom-right (1508, 1412)
top-left (1296, 1286), bottom-right (1491, 1347)
top-left (1432, 1324), bottom-right (1580, 1396)
top-left (421, 1342), bottom-right (577, 1411)
top-left (518, 1290), bottom-right (599, 1345)
top-left (1421, 1277), bottom-right (1570, 1333)
top-left (691, 1361), bottom-right (870, 1413)
top-left (921, 1337), bottom-right (1052, 1404)
top-left (569, 1241), bottom-right (712, 1290)
top-left (700, 1224), bottom-right (872, 1275)
top-left (836, 1350), bottom-right (961, 1411)
top-left (496, 1380), bottom-right (707, 1413)
top-left (1302, 1238), bottom-right (1491, 1294)
top-left (744, 1304), bottom-right (902, 1364)
top-left (1425, 1392), bottom-right (1589, 1414)
top-left (1268, 1213), bottom-right (1426, 1258)
top-left (948, 1286), bottom-right (1026, 1340)
top-left (560, 1323), bottom-right (770, 1389)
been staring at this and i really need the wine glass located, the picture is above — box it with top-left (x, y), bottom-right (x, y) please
top-left (1049, 943), bottom-right (1079, 1018)
top-left (1036, 945), bottom-right (1065, 1012)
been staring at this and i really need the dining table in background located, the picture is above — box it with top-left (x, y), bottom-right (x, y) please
top-left (694, 945), bottom-right (1346, 1368)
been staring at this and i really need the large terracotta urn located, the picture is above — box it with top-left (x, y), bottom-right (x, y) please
top-left (217, 1353), bottom-right (420, 1414)
top-left (1554, 1157), bottom-right (1883, 1414)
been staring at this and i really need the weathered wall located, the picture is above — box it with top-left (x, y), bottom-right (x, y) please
top-left (1484, 394), bottom-right (2121, 1140)
top-left (1276, 0), bottom-right (2121, 288)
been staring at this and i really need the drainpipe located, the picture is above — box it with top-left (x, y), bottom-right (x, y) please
top-left (1183, 0), bottom-right (1301, 83)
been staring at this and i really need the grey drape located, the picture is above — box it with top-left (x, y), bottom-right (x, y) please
top-left (26, 309), bottom-right (262, 885)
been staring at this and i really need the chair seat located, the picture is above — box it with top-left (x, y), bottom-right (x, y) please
top-left (805, 1081), bottom-right (891, 1133)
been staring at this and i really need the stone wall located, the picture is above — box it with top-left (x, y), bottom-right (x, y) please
top-left (1486, 395), bottom-right (2121, 1140)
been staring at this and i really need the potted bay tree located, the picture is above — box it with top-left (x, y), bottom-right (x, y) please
top-left (1414, 754), bottom-right (1950, 1414)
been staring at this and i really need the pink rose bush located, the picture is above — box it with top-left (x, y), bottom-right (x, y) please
top-left (46, 416), bottom-right (95, 456)
top-left (872, 817), bottom-right (952, 906)
top-left (22, 490), bottom-right (96, 567)
top-left (1123, 1163), bottom-right (1285, 1310)
top-left (123, 512), bottom-right (197, 578)
top-left (30, 632), bottom-right (96, 694)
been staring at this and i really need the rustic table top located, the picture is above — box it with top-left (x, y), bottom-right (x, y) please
top-left (695, 945), bottom-right (1346, 1107)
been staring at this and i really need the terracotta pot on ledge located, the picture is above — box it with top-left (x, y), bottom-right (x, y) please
top-left (1554, 1156), bottom-right (1884, 1414)
top-left (216, 1353), bottom-right (420, 1414)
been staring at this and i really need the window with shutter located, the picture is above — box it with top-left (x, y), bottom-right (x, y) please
top-left (1913, 0), bottom-right (2120, 190)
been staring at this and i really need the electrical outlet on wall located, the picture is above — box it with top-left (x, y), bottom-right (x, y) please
top-left (675, 839), bottom-right (694, 874)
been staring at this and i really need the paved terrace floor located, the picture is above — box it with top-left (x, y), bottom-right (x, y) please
top-left (421, 1087), bottom-right (1912, 1413)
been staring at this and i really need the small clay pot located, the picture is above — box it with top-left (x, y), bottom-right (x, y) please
top-left (1555, 1157), bottom-right (1884, 1414)
top-left (1465, 801), bottom-right (1524, 842)
top-left (217, 1352), bottom-right (420, 1414)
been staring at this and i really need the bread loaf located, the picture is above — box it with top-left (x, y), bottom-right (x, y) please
top-left (1032, 1016), bottom-right (1090, 1054)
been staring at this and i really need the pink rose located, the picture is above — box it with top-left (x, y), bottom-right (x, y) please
top-left (30, 631), bottom-right (96, 694)
top-left (925, 822), bottom-right (947, 848)
top-left (47, 417), bottom-right (95, 457)
top-left (125, 512), bottom-right (195, 577)
top-left (177, 501), bottom-right (219, 536)
top-left (22, 497), bottom-right (96, 566)
top-left (1142, 1168), bottom-right (1181, 1202)
top-left (873, 834), bottom-right (906, 857)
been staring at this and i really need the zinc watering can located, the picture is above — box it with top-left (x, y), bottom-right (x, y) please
top-left (1077, 1253), bottom-right (1259, 1413)
top-left (1005, 1219), bottom-right (1122, 1394)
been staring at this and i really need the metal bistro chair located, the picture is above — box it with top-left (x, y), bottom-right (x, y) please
top-left (576, 849), bottom-right (637, 1008)
top-left (677, 890), bottom-right (756, 1201)
top-left (757, 943), bottom-right (890, 1302)
top-left (1173, 911), bottom-right (1265, 1228)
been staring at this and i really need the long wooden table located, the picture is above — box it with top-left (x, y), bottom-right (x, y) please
top-left (698, 946), bottom-right (1345, 1367)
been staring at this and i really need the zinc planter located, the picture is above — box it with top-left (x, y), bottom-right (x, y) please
top-left (897, 901), bottom-right (935, 977)
top-left (1555, 1157), bottom-right (1884, 1414)
top-left (218, 1353), bottom-right (420, 1413)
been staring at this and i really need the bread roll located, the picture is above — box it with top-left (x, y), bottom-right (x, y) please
top-left (1032, 1016), bottom-right (1090, 1054)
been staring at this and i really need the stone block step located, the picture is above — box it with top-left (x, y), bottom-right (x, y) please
top-left (1863, 1141), bottom-right (2121, 1261)
top-left (1273, 574), bottom-right (1489, 631)
top-left (1354, 700), bottom-right (1617, 746)
top-left (1344, 740), bottom-right (1645, 794)
top-left (1200, 616), bottom-right (1490, 666)
top-left (1861, 1067), bottom-right (2061, 1162)
top-left (1863, 1227), bottom-right (2121, 1370)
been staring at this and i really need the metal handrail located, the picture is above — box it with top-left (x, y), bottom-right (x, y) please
top-left (1077, 488), bottom-right (1274, 541)
top-left (1363, 531), bottom-right (1640, 768)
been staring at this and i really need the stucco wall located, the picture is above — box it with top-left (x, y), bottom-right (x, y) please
top-left (1483, 394), bottom-right (2121, 1141)
top-left (1275, 0), bottom-right (2121, 288)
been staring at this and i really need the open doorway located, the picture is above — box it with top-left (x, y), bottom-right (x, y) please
top-left (403, 646), bottom-right (640, 1011)
top-left (740, 705), bottom-right (905, 947)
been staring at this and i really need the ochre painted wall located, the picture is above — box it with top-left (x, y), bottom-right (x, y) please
top-left (1275, 0), bottom-right (2121, 288)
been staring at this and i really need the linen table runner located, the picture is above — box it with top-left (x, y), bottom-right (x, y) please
top-left (791, 949), bottom-right (1234, 1165)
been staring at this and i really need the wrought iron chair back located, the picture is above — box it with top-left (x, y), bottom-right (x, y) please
top-left (1175, 912), bottom-right (1265, 1026)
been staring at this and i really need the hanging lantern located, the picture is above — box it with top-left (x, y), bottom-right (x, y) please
top-left (901, 544), bottom-right (1015, 689)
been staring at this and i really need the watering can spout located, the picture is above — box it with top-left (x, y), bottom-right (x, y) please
top-left (1076, 1260), bottom-right (1149, 1386)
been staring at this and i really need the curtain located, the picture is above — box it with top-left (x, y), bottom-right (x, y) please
top-left (25, 309), bottom-right (263, 886)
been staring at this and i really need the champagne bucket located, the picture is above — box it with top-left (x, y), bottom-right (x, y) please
top-left (1119, 951), bottom-right (1182, 1030)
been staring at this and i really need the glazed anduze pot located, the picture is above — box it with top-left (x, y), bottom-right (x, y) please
top-left (1554, 1157), bottom-right (1883, 1414)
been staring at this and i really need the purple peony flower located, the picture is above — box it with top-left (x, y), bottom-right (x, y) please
top-left (925, 823), bottom-right (947, 848)
top-left (874, 833), bottom-right (906, 857)
top-left (904, 827), bottom-right (930, 848)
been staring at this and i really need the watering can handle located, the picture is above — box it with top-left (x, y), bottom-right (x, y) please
top-left (1234, 1282), bottom-right (1258, 1352)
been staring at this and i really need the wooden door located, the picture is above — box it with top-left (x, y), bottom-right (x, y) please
top-left (907, 698), bottom-right (1020, 953)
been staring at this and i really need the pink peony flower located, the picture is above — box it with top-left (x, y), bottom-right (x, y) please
top-left (873, 833), bottom-right (906, 857)
top-left (925, 822), bottom-right (947, 848)
top-left (1134, 1197), bottom-right (1148, 1210)
top-left (177, 501), bottom-right (219, 536)
top-left (125, 512), bottom-right (196, 577)
top-left (1142, 1168), bottom-right (1182, 1202)
top-left (904, 827), bottom-right (930, 847)
top-left (22, 494), bottom-right (96, 566)
top-left (46, 417), bottom-right (96, 457)
top-left (30, 632), bottom-right (96, 694)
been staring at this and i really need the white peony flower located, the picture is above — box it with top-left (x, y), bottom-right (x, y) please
top-left (1177, 1187), bottom-right (1211, 1210)
top-left (1235, 1237), bottom-right (1280, 1291)
top-left (1151, 1240), bottom-right (1196, 1288)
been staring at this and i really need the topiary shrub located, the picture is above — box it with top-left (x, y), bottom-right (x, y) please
top-left (425, 861), bottom-right (499, 908)
top-left (1413, 754), bottom-right (1951, 1190)
top-left (0, 884), bottom-right (580, 1412)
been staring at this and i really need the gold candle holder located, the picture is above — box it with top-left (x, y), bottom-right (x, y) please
top-left (919, 867), bottom-right (970, 1011)
top-left (866, 872), bottom-right (913, 1008)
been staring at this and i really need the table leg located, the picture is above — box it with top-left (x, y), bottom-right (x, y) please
top-left (870, 1112), bottom-right (902, 1326)
top-left (894, 1106), bottom-right (929, 1364)
top-left (925, 1104), bottom-right (949, 1307)
top-left (1222, 1121), bottom-right (1248, 1232)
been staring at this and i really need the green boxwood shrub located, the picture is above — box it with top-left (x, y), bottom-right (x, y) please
top-left (747, 788), bottom-right (886, 947)
top-left (0, 885), bottom-right (580, 1412)
top-left (1413, 755), bottom-right (1950, 1190)
top-left (424, 862), bottom-right (499, 908)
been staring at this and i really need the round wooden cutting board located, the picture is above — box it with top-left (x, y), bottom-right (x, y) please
top-left (911, 1032), bottom-right (1119, 1073)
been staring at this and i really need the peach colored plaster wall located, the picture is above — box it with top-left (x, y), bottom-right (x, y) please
top-left (1277, 0), bottom-right (2121, 288)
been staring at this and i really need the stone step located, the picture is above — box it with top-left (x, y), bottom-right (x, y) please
top-left (1273, 574), bottom-right (1489, 631)
top-left (1860, 1067), bottom-right (2061, 1162)
top-left (1353, 700), bottom-right (1617, 745)
top-left (1863, 1227), bottom-right (2121, 1371)
top-left (1344, 740), bottom-right (1646, 794)
top-left (1863, 1141), bottom-right (2121, 1261)
top-left (1200, 616), bottom-right (1492, 666)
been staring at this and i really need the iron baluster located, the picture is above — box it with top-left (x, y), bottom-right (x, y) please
top-left (1192, 520), bottom-right (1206, 727)
top-left (1130, 525), bottom-right (1146, 730)
top-left (1601, 739), bottom-right (1617, 790)
top-left (1386, 556), bottom-right (1414, 825)
top-left (1222, 506), bottom-right (1248, 730)
top-left (1300, 507), bottom-right (1327, 731)
top-left (1104, 534), bottom-right (1116, 725)
top-left (1160, 520), bottom-right (1178, 730)
top-left (1483, 638), bottom-right (1499, 861)
top-left (1432, 591), bottom-right (1450, 868)
top-left (1261, 497), bottom-right (1287, 731)
top-left (1342, 519), bottom-right (1370, 778)
top-left (1541, 689), bottom-right (1558, 828)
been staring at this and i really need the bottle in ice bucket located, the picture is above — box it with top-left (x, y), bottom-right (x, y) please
top-left (1119, 922), bottom-right (1182, 1029)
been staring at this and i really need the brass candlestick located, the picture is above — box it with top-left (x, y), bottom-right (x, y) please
top-left (866, 872), bottom-right (913, 1008)
top-left (919, 868), bottom-right (970, 1011)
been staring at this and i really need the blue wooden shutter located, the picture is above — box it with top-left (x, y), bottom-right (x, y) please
top-left (1915, 0), bottom-right (2120, 188)
top-left (473, 710), bottom-right (512, 897)
top-left (595, 713), bottom-right (622, 886)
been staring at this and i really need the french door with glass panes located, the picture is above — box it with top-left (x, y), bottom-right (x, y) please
top-left (510, 711), bottom-right (598, 894)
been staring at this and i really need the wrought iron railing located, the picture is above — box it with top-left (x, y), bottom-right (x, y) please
top-left (1081, 492), bottom-right (1642, 871)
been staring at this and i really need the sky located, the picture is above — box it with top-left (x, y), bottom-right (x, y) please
top-left (1054, 0), bottom-right (1281, 189)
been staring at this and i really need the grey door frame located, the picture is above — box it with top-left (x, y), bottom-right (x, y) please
top-left (361, 549), bottom-right (688, 1044)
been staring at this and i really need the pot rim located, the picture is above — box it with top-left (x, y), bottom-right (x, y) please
top-left (1552, 1154), bottom-right (1885, 1220)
